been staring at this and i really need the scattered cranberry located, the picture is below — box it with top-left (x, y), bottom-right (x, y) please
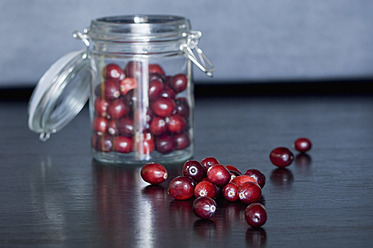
top-left (194, 181), bottom-right (217, 199)
top-left (182, 160), bottom-right (206, 182)
top-left (150, 97), bottom-right (176, 117)
top-left (245, 203), bottom-right (267, 227)
top-left (225, 165), bottom-right (242, 175)
top-left (231, 175), bottom-right (258, 187)
top-left (192, 197), bottom-right (217, 219)
top-left (294, 137), bottom-right (312, 153)
top-left (168, 176), bottom-right (195, 200)
top-left (107, 98), bottom-right (130, 119)
top-left (113, 136), bottom-right (133, 153)
top-left (238, 181), bottom-right (262, 204)
top-left (155, 135), bottom-right (176, 154)
top-left (201, 157), bottom-right (220, 171)
top-left (222, 182), bottom-right (239, 202)
top-left (170, 73), bottom-right (188, 93)
top-left (141, 162), bottom-right (168, 185)
top-left (269, 147), bottom-right (294, 168)
top-left (207, 164), bottom-right (231, 187)
top-left (102, 63), bottom-right (125, 81)
top-left (244, 169), bottom-right (266, 188)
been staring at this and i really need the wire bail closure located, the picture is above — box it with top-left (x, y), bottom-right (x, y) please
top-left (72, 29), bottom-right (91, 47)
top-left (180, 31), bottom-right (214, 77)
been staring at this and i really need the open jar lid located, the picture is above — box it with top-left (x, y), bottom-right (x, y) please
top-left (28, 50), bottom-right (92, 141)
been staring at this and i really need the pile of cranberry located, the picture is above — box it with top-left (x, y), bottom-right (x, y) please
top-left (140, 137), bottom-right (312, 228)
top-left (141, 157), bottom-right (267, 227)
top-left (91, 61), bottom-right (191, 155)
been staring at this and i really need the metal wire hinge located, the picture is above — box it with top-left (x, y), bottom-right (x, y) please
top-left (180, 31), bottom-right (214, 77)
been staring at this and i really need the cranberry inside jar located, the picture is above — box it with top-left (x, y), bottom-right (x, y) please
top-left (91, 60), bottom-right (193, 164)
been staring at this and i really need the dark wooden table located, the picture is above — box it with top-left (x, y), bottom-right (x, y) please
top-left (1, 85), bottom-right (373, 247)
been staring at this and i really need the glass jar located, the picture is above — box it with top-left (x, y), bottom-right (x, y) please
top-left (28, 15), bottom-right (213, 164)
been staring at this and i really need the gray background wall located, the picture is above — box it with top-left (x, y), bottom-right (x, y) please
top-left (1, 0), bottom-right (373, 88)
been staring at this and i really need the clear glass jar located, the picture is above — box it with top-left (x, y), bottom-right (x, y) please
top-left (28, 15), bottom-right (213, 164)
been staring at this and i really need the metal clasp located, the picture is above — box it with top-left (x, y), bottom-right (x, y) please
top-left (180, 31), bottom-right (214, 77)
top-left (72, 29), bottom-right (91, 48)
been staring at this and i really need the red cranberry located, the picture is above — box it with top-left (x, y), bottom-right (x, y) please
top-left (245, 203), bottom-right (267, 227)
top-left (294, 137), bottom-right (312, 153)
top-left (120, 77), bottom-right (138, 96)
top-left (222, 182), bottom-right (239, 202)
top-left (194, 181), bottom-right (217, 199)
top-left (150, 97), bottom-right (176, 117)
top-left (192, 197), bottom-right (217, 219)
top-left (117, 117), bottom-right (134, 137)
top-left (160, 84), bottom-right (176, 99)
top-left (207, 164), bottom-right (231, 187)
top-left (107, 119), bottom-right (119, 136)
top-left (201, 157), bottom-right (220, 171)
top-left (92, 116), bottom-right (108, 134)
top-left (136, 132), bottom-right (155, 155)
top-left (107, 98), bottom-right (130, 119)
top-left (168, 176), bottom-right (195, 200)
top-left (228, 170), bottom-right (241, 182)
top-left (182, 160), bottom-right (206, 182)
top-left (124, 61), bottom-right (143, 79)
top-left (141, 162), bottom-right (168, 185)
top-left (93, 134), bottom-right (112, 152)
top-left (170, 73), bottom-right (188, 93)
top-left (94, 97), bottom-right (109, 117)
top-left (149, 64), bottom-right (165, 75)
top-left (125, 89), bottom-right (138, 107)
top-left (167, 114), bottom-right (186, 133)
top-left (175, 98), bottom-right (190, 118)
top-left (99, 80), bottom-right (121, 100)
top-left (225, 165), bottom-right (242, 175)
top-left (102, 63), bottom-right (125, 81)
top-left (113, 136), bottom-right (133, 153)
top-left (148, 79), bottom-right (163, 101)
top-left (231, 175), bottom-right (258, 187)
top-left (244, 169), bottom-right (266, 188)
top-left (238, 181), bottom-right (262, 204)
top-left (174, 132), bottom-right (190, 150)
top-left (155, 135), bottom-right (176, 154)
top-left (269, 147), bottom-right (294, 168)
top-left (149, 116), bottom-right (167, 136)
top-left (149, 73), bottom-right (166, 83)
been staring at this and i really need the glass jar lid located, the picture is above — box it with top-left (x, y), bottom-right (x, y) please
top-left (28, 50), bottom-right (92, 141)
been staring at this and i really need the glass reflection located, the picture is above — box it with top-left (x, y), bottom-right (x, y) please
top-left (270, 168), bottom-right (294, 187)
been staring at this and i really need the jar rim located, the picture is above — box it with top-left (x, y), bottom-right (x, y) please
top-left (88, 15), bottom-right (191, 41)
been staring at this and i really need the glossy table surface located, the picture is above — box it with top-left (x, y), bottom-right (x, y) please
top-left (1, 85), bottom-right (373, 247)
